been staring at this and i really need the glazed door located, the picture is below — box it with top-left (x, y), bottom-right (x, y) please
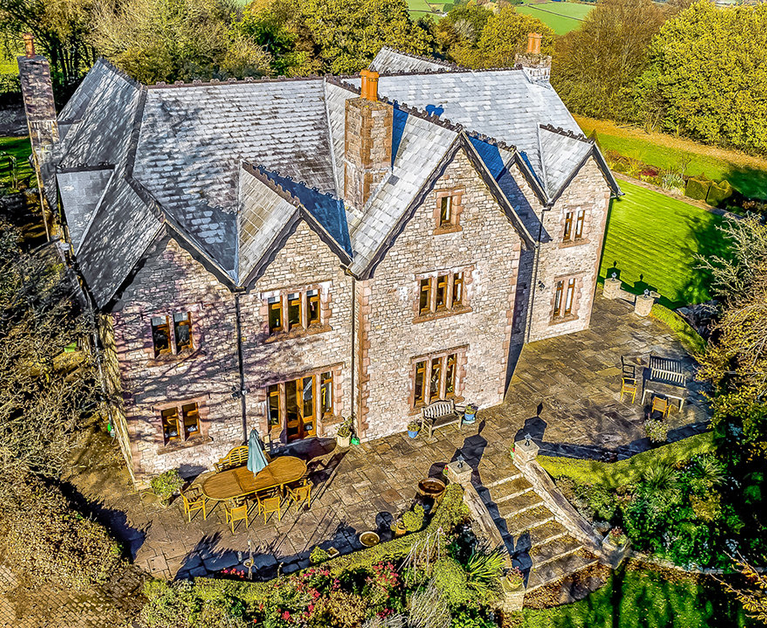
top-left (285, 377), bottom-right (317, 442)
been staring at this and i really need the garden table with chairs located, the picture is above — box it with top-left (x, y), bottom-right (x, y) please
top-left (201, 455), bottom-right (307, 501)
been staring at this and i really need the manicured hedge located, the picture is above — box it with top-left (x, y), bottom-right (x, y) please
top-left (685, 176), bottom-right (711, 201)
top-left (650, 303), bottom-right (707, 356)
top-left (538, 432), bottom-right (715, 489)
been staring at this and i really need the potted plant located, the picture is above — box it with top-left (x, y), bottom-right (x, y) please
top-left (502, 566), bottom-right (524, 591)
top-left (391, 517), bottom-right (407, 538)
top-left (463, 403), bottom-right (478, 425)
top-left (407, 420), bottom-right (420, 438)
top-left (336, 418), bottom-right (353, 448)
top-left (402, 504), bottom-right (425, 533)
top-left (150, 469), bottom-right (184, 507)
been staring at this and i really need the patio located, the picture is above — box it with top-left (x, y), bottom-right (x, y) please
top-left (64, 294), bottom-right (710, 581)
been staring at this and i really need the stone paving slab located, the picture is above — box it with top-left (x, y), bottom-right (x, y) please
top-left (60, 295), bottom-right (709, 582)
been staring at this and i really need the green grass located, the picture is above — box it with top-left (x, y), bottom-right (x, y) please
top-left (538, 432), bottom-right (715, 489)
top-left (516, 1), bottom-right (593, 35)
top-left (407, 0), bottom-right (434, 12)
top-left (0, 136), bottom-right (33, 191)
top-left (600, 180), bottom-right (730, 307)
top-left (520, 564), bottom-right (755, 627)
top-left (580, 121), bottom-right (767, 200)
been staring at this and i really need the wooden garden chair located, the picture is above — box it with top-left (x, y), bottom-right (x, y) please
top-left (651, 395), bottom-right (670, 418)
top-left (287, 479), bottom-right (312, 510)
top-left (257, 491), bottom-right (283, 523)
top-left (181, 486), bottom-right (207, 522)
top-left (225, 502), bottom-right (249, 533)
top-left (619, 376), bottom-right (638, 403)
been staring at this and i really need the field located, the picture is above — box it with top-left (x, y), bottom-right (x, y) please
top-left (516, 1), bottom-right (593, 35)
top-left (0, 136), bottom-right (33, 191)
top-left (521, 563), bottom-right (755, 627)
top-left (577, 116), bottom-right (767, 200)
top-left (599, 180), bottom-right (730, 308)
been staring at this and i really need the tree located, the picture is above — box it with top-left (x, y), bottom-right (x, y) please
top-left (717, 554), bottom-right (767, 624)
top-left (473, 6), bottom-right (553, 68)
top-left (551, 0), bottom-right (666, 121)
top-left (301, 0), bottom-right (434, 74)
top-left (636, 1), bottom-right (767, 154)
top-left (0, 224), bottom-right (97, 493)
top-left (0, 0), bottom-right (96, 90)
top-left (90, 0), bottom-right (270, 83)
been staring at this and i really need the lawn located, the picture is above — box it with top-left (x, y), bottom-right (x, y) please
top-left (0, 136), bottom-right (33, 191)
top-left (520, 563), bottom-right (755, 627)
top-left (516, 1), bottom-right (593, 35)
top-left (577, 116), bottom-right (767, 200)
top-left (599, 180), bottom-right (730, 307)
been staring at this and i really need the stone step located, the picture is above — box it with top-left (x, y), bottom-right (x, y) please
top-left (528, 534), bottom-right (583, 569)
top-left (496, 490), bottom-right (544, 520)
top-left (526, 551), bottom-right (599, 592)
top-left (501, 505), bottom-right (555, 539)
top-left (485, 471), bottom-right (523, 488)
top-left (478, 476), bottom-right (533, 505)
top-left (511, 519), bottom-right (569, 553)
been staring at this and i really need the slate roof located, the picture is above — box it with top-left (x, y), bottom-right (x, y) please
top-left (53, 50), bottom-right (619, 308)
top-left (370, 47), bottom-right (455, 74)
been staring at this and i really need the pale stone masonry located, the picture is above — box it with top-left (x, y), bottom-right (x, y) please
top-left (21, 43), bottom-right (621, 487)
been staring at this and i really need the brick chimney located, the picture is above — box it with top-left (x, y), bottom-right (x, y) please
top-left (343, 69), bottom-right (393, 211)
top-left (17, 33), bottom-right (59, 161)
top-left (515, 32), bottom-right (551, 84)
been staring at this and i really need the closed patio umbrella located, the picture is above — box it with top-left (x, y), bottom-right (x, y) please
top-left (247, 428), bottom-right (269, 474)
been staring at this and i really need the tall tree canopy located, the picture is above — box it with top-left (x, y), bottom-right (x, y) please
top-left (448, 5), bottom-right (553, 69)
top-left (301, 0), bottom-right (433, 74)
top-left (636, 1), bottom-right (767, 154)
top-left (551, 0), bottom-right (666, 121)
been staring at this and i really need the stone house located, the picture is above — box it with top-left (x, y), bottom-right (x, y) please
top-left (19, 40), bottom-right (620, 487)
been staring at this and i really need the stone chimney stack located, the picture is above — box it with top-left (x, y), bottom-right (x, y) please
top-left (343, 69), bottom-right (393, 211)
top-left (17, 33), bottom-right (59, 162)
top-left (515, 32), bottom-right (551, 84)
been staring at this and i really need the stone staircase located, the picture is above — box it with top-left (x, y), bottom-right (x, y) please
top-left (477, 470), bottom-right (599, 592)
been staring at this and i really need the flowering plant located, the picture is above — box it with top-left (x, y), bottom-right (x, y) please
top-left (608, 526), bottom-right (628, 546)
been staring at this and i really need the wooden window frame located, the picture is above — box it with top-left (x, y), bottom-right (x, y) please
top-left (268, 297), bottom-right (284, 334)
top-left (433, 188), bottom-right (464, 234)
top-left (561, 208), bottom-right (587, 246)
top-left (551, 275), bottom-right (581, 324)
top-left (150, 311), bottom-right (196, 358)
top-left (574, 210), bottom-right (585, 239)
top-left (414, 268), bottom-right (472, 322)
top-left (264, 284), bottom-right (330, 340)
top-left (410, 347), bottom-right (467, 411)
top-left (173, 312), bottom-right (193, 353)
top-left (151, 316), bottom-right (172, 357)
top-left (156, 398), bottom-right (208, 448)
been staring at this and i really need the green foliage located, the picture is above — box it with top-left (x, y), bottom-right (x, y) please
top-left (310, 546), bottom-right (330, 564)
top-left (515, 2), bottom-right (594, 36)
top-left (1, 473), bottom-right (123, 590)
top-left (644, 418), bottom-right (669, 443)
top-left (302, 0), bottom-right (433, 74)
top-left (451, 606), bottom-right (497, 628)
top-left (519, 563), bottom-right (755, 627)
top-left (539, 431), bottom-right (715, 489)
top-left (637, 1), bottom-right (767, 155)
top-left (432, 557), bottom-right (471, 607)
top-left (402, 504), bottom-right (425, 532)
top-left (551, 0), bottom-right (667, 121)
top-left (706, 180), bottom-right (734, 207)
top-left (464, 548), bottom-right (504, 602)
top-left (599, 180), bottom-right (730, 307)
top-left (685, 176), bottom-right (711, 202)
top-left (649, 304), bottom-right (707, 356)
top-left (150, 469), bottom-right (184, 503)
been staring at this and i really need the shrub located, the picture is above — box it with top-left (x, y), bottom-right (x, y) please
top-left (317, 591), bottom-right (367, 628)
top-left (706, 180), bottom-right (734, 206)
top-left (650, 304), bottom-right (707, 356)
top-left (310, 546), bottom-right (330, 565)
top-left (403, 504), bottom-right (425, 533)
top-left (685, 176), bottom-right (711, 201)
top-left (465, 548), bottom-right (504, 602)
top-left (644, 419), bottom-right (669, 443)
top-left (451, 606), bottom-right (497, 628)
top-left (661, 172), bottom-right (685, 191)
top-left (151, 469), bottom-right (184, 504)
top-left (432, 557), bottom-right (471, 607)
top-left (690, 492), bottom-right (722, 522)
top-left (0, 474), bottom-right (122, 590)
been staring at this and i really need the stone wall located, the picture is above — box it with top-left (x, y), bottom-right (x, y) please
top-left (359, 148), bottom-right (522, 440)
top-left (239, 221), bottom-right (354, 442)
top-left (528, 158), bottom-right (611, 343)
top-left (111, 236), bottom-right (242, 487)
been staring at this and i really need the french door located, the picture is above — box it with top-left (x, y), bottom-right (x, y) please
top-left (285, 377), bottom-right (316, 442)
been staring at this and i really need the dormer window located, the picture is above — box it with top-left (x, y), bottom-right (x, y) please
top-left (563, 209), bottom-right (586, 243)
top-left (440, 196), bottom-right (453, 227)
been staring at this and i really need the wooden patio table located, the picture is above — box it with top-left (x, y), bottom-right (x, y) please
top-left (201, 456), bottom-right (307, 501)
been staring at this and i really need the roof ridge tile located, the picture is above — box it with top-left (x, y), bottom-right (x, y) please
top-left (539, 122), bottom-right (590, 143)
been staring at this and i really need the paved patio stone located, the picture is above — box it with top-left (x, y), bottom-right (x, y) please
top-left (61, 295), bottom-right (709, 580)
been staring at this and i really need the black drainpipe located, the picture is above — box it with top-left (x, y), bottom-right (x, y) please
top-left (350, 275), bottom-right (356, 422)
top-left (234, 291), bottom-right (247, 443)
top-left (525, 203), bottom-right (550, 344)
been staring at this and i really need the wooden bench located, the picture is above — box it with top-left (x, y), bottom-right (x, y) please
top-left (215, 446), bottom-right (249, 472)
top-left (420, 399), bottom-right (462, 438)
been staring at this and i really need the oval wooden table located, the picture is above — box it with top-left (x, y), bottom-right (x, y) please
top-left (201, 456), bottom-right (307, 501)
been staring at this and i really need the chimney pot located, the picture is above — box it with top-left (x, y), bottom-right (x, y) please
top-left (360, 69), bottom-right (380, 102)
top-left (22, 33), bottom-right (35, 58)
top-left (527, 32), bottom-right (543, 55)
